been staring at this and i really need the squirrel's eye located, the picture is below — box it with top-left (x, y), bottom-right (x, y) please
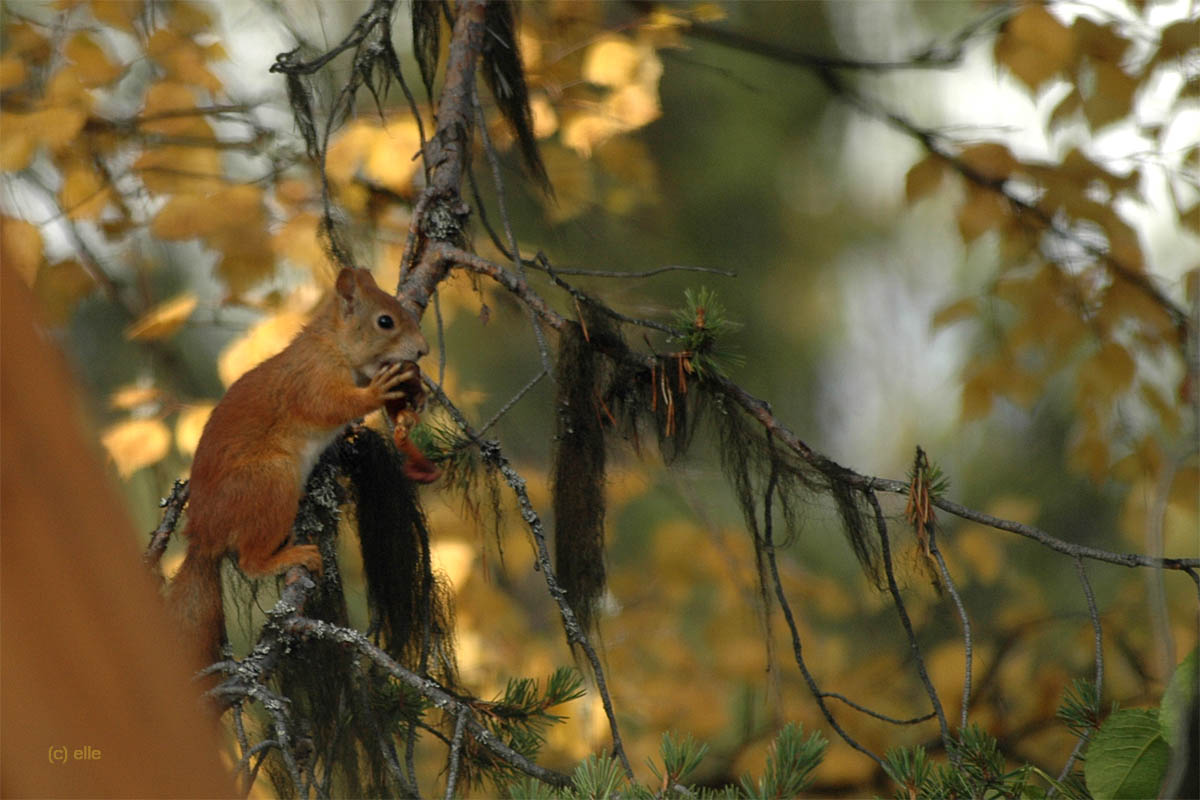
top-left (376, 314), bottom-right (394, 330)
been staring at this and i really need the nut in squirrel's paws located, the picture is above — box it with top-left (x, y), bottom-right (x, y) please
top-left (383, 361), bottom-right (441, 484)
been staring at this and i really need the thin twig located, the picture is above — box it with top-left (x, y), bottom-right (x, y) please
top-left (687, 9), bottom-right (1008, 73)
top-left (1054, 556), bottom-right (1104, 788)
top-left (928, 527), bottom-right (973, 731)
top-left (528, 262), bottom-right (737, 279)
top-left (444, 708), bottom-right (468, 800)
top-left (820, 692), bottom-right (937, 726)
top-left (144, 479), bottom-right (190, 570)
top-left (865, 490), bottom-right (954, 760)
top-left (422, 378), bottom-right (636, 780)
top-left (434, 287), bottom-right (447, 386)
top-left (759, 437), bottom-right (886, 769)
top-left (471, 87), bottom-right (552, 373)
top-left (477, 368), bottom-right (548, 435)
top-left (541, 256), bottom-right (680, 336)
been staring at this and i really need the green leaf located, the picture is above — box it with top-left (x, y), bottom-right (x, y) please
top-left (1159, 647), bottom-right (1198, 748)
top-left (1084, 708), bottom-right (1169, 799)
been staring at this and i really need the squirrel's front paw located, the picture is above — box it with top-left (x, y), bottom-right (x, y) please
top-left (368, 362), bottom-right (417, 404)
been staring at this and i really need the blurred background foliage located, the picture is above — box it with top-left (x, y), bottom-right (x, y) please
top-left (1, 0), bottom-right (1196, 794)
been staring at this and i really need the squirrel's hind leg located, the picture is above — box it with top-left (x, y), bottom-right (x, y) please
top-left (232, 471), bottom-right (323, 578)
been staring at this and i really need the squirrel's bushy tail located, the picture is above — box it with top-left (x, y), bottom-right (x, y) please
top-left (167, 548), bottom-right (224, 671)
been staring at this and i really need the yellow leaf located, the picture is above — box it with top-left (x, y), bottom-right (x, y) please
top-left (1098, 211), bottom-right (1144, 272)
top-left (960, 373), bottom-right (994, 421)
top-left (691, 3), bottom-right (727, 23)
top-left (562, 111), bottom-right (624, 158)
top-left (583, 37), bottom-right (641, 87)
top-left (1083, 341), bottom-right (1136, 395)
top-left (91, 0), bottom-right (142, 33)
top-left (1157, 19), bottom-right (1199, 61)
top-left (171, 1), bottom-right (214, 36)
top-left (1168, 467), bottom-right (1199, 515)
top-left (2, 108), bottom-right (88, 155)
top-left (65, 33), bottom-right (123, 87)
top-left (646, 10), bottom-right (690, 31)
top-left (5, 22), bottom-right (50, 65)
top-left (274, 178), bottom-right (315, 209)
top-left (61, 162), bottom-right (111, 220)
top-left (905, 153), bottom-right (946, 203)
top-left (529, 94), bottom-right (558, 139)
top-left (134, 145), bottom-right (222, 193)
top-left (0, 127), bottom-right (35, 171)
top-left (1082, 59), bottom-right (1137, 130)
top-left (147, 28), bottom-right (220, 90)
top-left (1100, 280), bottom-right (1172, 339)
top-left (994, 5), bottom-right (1075, 93)
top-left (431, 539), bottom-right (475, 590)
top-left (1072, 18), bottom-right (1130, 64)
top-left (100, 418), bottom-right (171, 477)
top-left (957, 185), bottom-right (1010, 242)
top-left (932, 296), bottom-right (978, 329)
top-left (1112, 436), bottom-right (1164, 483)
top-left (1049, 88), bottom-right (1082, 128)
top-left (606, 83), bottom-right (661, 129)
top-left (124, 293), bottom-right (198, 341)
top-left (272, 212), bottom-right (328, 273)
top-left (1, 216), bottom-right (44, 285)
top-left (218, 310), bottom-right (307, 387)
top-left (0, 56), bottom-right (26, 90)
top-left (1068, 434), bottom-right (1109, 481)
top-left (109, 384), bottom-right (162, 411)
top-left (151, 194), bottom-right (216, 239)
top-left (33, 260), bottom-right (92, 323)
top-left (208, 186), bottom-right (272, 293)
top-left (517, 23), bottom-right (541, 72)
top-left (1140, 383), bottom-right (1181, 434)
top-left (175, 404), bottom-right (214, 458)
top-left (140, 81), bottom-right (211, 137)
top-left (44, 67), bottom-right (93, 111)
top-left (1055, 148), bottom-right (1136, 196)
top-left (211, 184), bottom-right (266, 230)
top-left (203, 41), bottom-right (227, 63)
top-left (1003, 367), bottom-right (1042, 408)
top-left (362, 120), bottom-right (422, 194)
top-left (215, 235), bottom-right (274, 295)
top-left (325, 120), bottom-right (377, 186)
top-left (959, 143), bottom-right (1017, 182)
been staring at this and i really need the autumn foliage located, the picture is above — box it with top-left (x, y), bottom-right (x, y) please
top-left (1, 0), bottom-right (1196, 797)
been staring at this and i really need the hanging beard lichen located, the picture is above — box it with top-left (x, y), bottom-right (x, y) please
top-left (341, 427), bottom-right (457, 685)
top-left (481, 1), bottom-right (550, 194)
top-left (552, 319), bottom-right (610, 638)
top-left (715, 396), bottom-right (881, 588)
top-left (256, 430), bottom-right (457, 797)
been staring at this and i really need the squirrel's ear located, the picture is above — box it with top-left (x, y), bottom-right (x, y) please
top-left (335, 267), bottom-right (357, 300)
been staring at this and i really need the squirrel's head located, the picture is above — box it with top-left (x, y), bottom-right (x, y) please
top-left (333, 267), bottom-right (429, 379)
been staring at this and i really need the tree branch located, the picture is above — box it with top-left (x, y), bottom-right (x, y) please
top-left (282, 616), bottom-right (574, 789)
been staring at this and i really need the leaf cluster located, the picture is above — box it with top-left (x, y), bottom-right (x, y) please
top-left (670, 287), bottom-right (745, 382)
top-left (468, 667), bottom-right (587, 789)
top-left (503, 723), bottom-right (826, 800)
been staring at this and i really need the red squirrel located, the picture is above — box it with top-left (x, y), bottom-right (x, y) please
top-left (169, 267), bottom-right (430, 669)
